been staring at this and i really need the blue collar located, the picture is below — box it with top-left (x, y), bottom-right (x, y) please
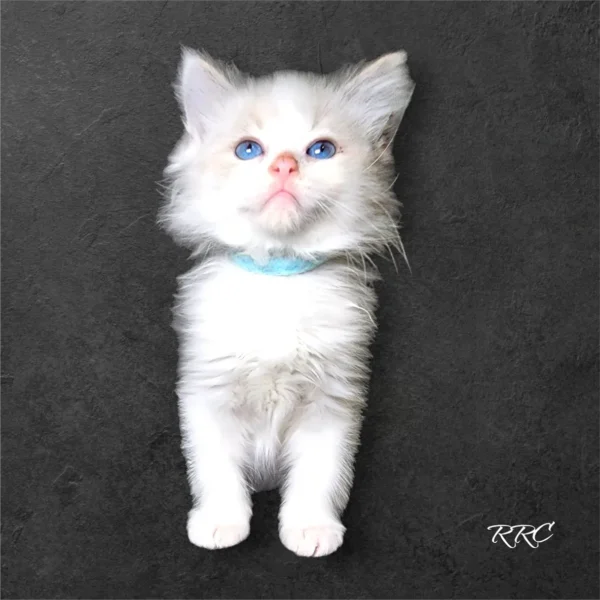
top-left (230, 253), bottom-right (327, 276)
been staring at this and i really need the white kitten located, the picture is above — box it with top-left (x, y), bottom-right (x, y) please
top-left (159, 48), bottom-right (414, 557)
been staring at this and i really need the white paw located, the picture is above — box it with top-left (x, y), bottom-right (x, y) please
top-left (280, 523), bottom-right (345, 557)
top-left (187, 508), bottom-right (250, 550)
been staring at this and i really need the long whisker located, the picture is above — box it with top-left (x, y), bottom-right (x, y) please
top-left (397, 235), bottom-right (412, 275)
top-left (386, 173), bottom-right (400, 192)
top-left (363, 253), bottom-right (378, 270)
top-left (369, 196), bottom-right (411, 272)
top-left (316, 191), bottom-right (399, 241)
top-left (313, 190), bottom-right (411, 274)
top-left (363, 136), bottom-right (395, 173)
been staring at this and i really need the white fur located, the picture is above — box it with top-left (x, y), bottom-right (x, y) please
top-left (160, 49), bottom-right (414, 557)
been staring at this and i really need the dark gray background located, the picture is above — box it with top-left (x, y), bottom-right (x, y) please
top-left (2, 1), bottom-right (598, 598)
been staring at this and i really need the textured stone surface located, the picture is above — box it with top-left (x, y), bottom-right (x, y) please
top-left (2, 1), bottom-right (598, 598)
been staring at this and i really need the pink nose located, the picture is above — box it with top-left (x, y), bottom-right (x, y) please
top-left (268, 153), bottom-right (299, 181)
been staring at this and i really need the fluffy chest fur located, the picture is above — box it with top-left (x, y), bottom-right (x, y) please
top-left (175, 258), bottom-right (377, 413)
top-left (174, 258), bottom-right (378, 489)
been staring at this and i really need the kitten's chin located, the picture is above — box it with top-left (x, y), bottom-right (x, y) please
top-left (254, 197), bottom-right (305, 235)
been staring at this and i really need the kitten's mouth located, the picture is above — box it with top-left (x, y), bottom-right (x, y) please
top-left (262, 190), bottom-right (299, 210)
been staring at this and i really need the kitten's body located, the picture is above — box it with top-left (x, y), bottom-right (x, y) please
top-left (161, 50), bottom-right (414, 556)
top-left (176, 257), bottom-right (375, 489)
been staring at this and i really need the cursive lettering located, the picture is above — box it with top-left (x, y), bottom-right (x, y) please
top-left (487, 522), bottom-right (555, 549)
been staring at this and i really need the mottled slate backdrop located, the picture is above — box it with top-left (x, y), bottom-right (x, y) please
top-left (2, 1), bottom-right (598, 598)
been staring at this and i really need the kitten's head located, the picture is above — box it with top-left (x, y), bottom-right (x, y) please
top-left (160, 48), bottom-right (414, 259)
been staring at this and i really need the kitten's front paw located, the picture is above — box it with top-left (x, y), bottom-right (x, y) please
top-left (187, 507), bottom-right (250, 550)
top-left (280, 523), bottom-right (345, 557)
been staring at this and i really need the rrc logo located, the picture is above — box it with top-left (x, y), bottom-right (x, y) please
top-left (487, 522), bottom-right (555, 549)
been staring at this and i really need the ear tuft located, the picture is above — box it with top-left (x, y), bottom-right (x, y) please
top-left (175, 48), bottom-right (242, 138)
top-left (340, 50), bottom-right (415, 144)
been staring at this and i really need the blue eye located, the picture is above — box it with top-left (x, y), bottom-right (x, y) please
top-left (307, 140), bottom-right (336, 159)
top-left (235, 140), bottom-right (263, 160)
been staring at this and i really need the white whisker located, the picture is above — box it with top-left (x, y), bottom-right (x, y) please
top-left (313, 189), bottom-right (410, 274)
top-left (363, 135), bottom-right (394, 173)
top-left (386, 173), bottom-right (400, 192)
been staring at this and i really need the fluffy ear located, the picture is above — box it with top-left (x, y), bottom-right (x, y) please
top-left (341, 51), bottom-right (415, 145)
top-left (175, 48), bottom-right (242, 138)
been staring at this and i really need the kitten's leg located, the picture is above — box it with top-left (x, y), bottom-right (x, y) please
top-left (279, 403), bottom-right (361, 557)
top-left (180, 394), bottom-right (251, 549)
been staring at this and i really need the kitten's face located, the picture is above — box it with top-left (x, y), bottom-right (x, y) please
top-left (162, 51), bottom-right (414, 256)
top-left (186, 76), bottom-right (370, 237)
